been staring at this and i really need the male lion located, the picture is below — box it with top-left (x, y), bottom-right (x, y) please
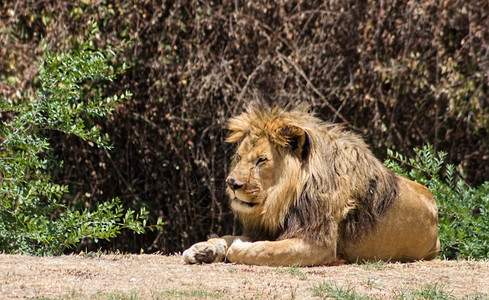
top-left (183, 103), bottom-right (440, 266)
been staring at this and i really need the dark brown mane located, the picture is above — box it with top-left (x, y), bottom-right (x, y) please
top-left (280, 171), bottom-right (399, 246)
top-left (339, 172), bottom-right (399, 242)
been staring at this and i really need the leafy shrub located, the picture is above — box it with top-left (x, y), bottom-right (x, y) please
top-left (385, 145), bottom-right (489, 259)
top-left (0, 23), bottom-right (162, 255)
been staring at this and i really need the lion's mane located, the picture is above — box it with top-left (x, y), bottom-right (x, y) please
top-left (226, 103), bottom-right (400, 250)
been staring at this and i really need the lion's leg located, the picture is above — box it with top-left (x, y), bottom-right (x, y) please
top-left (182, 235), bottom-right (250, 264)
top-left (424, 236), bottom-right (441, 261)
top-left (226, 238), bottom-right (340, 266)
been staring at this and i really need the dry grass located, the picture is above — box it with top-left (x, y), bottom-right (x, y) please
top-left (0, 254), bottom-right (488, 299)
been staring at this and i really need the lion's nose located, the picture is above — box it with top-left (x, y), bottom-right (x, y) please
top-left (226, 178), bottom-right (243, 191)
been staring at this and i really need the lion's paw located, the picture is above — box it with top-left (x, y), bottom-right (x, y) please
top-left (182, 239), bottom-right (226, 264)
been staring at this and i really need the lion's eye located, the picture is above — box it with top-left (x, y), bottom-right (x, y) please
top-left (236, 155), bottom-right (241, 162)
top-left (256, 157), bottom-right (268, 166)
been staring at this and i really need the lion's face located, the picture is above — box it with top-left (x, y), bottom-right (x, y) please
top-left (226, 136), bottom-right (283, 214)
top-left (225, 104), bottom-right (312, 220)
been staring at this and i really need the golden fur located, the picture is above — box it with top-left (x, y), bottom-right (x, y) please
top-left (183, 103), bottom-right (440, 266)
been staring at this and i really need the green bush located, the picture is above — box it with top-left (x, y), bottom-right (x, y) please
top-left (385, 145), bottom-right (489, 259)
top-left (0, 23), bottom-right (162, 255)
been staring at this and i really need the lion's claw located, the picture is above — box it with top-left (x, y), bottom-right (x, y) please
top-left (194, 247), bottom-right (216, 263)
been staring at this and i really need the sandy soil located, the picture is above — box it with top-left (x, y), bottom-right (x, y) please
top-left (0, 254), bottom-right (488, 299)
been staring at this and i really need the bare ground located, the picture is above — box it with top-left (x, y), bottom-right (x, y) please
top-left (0, 254), bottom-right (488, 299)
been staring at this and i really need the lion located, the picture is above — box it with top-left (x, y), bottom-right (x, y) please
top-left (182, 103), bottom-right (440, 266)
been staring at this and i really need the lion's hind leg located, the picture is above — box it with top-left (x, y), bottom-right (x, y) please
top-left (423, 236), bottom-right (441, 261)
top-left (226, 238), bottom-right (339, 266)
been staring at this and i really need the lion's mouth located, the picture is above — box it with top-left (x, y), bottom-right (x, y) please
top-left (234, 198), bottom-right (257, 208)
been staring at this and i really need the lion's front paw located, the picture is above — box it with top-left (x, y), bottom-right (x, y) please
top-left (182, 239), bottom-right (226, 264)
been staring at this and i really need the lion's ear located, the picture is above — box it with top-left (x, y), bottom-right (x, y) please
top-left (226, 116), bottom-right (249, 143)
top-left (280, 126), bottom-right (312, 161)
top-left (226, 129), bottom-right (246, 144)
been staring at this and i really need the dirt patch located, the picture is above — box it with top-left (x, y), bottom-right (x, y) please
top-left (0, 254), bottom-right (487, 299)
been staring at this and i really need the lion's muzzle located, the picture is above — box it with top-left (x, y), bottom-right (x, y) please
top-left (226, 177), bottom-right (243, 191)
